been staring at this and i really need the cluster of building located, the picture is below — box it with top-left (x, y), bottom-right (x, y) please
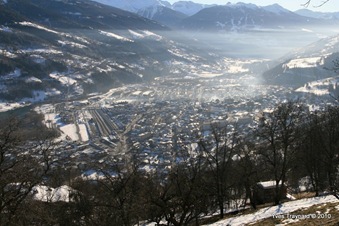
top-left (46, 74), bottom-right (336, 174)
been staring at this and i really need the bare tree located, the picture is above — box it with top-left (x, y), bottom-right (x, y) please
top-left (198, 123), bottom-right (239, 218)
top-left (256, 101), bottom-right (306, 205)
top-left (0, 117), bottom-right (58, 225)
top-left (319, 107), bottom-right (339, 196)
top-left (234, 141), bottom-right (260, 209)
top-left (296, 112), bottom-right (327, 196)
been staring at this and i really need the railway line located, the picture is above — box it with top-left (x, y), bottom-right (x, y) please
top-left (88, 109), bottom-right (112, 137)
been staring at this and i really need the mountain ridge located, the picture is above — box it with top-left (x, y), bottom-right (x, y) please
top-left (92, 0), bottom-right (336, 31)
top-left (179, 3), bottom-right (323, 31)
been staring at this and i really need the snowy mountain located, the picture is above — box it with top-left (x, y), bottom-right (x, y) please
top-left (179, 3), bottom-right (322, 31)
top-left (137, 5), bottom-right (187, 27)
top-left (91, 1), bottom-right (331, 31)
top-left (0, 0), bottom-right (217, 102)
top-left (171, 1), bottom-right (215, 16)
top-left (92, 0), bottom-right (213, 17)
top-left (92, 0), bottom-right (187, 27)
top-left (295, 9), bottom-right (339, 20)
top-left (263, 34), bottom-right (339, 85)
top-left (263, 3), bottom-right (292, 14)
top-left (92, 0), bottom-right (169, 13)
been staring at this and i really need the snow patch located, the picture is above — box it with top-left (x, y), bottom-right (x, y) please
top-left (0, 49), bottom-right (17, 58)
top-left (197, 72), bottom-right (223, 78)
top-left (99, 30), bottom-right (133, 42)
top-left (33, 185), bottom-right (75, 202)
top-left (257, 180), bottom-right (283, 189)
top-left (23, 48), bottom-right (63, 55)
top-left (58, 40), bottom-right (87, 48)
top-left (18, 21), bottom-right (59, 34)
top-left (49, 72), bottom-right (77, 85)
top-left (0, 25), bottom-right (12, 32)
top-left (127, 29), bottom-right (162, 41)
top-left (302, 28), bottom-right (314, 33)
top-left (81, 170), bottom-right (116, 180)
top-left (25, 77), bottom-right (42, 83)
top-left (142, 30), bottom-right (162, 41)
top-left (64, 11), bottom-right (82, 16)
top-left (128, 29), bottom-right (146, 39)
top-left (0, 102), bottom-right (22, 112)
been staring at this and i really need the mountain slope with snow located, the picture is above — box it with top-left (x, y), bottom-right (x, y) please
top-left (207, 195), bottom-right (339, 226)
top-left (137, 5), bottom-right (187, 27)
top-left (263, 34), bottom-right (339, 85)
top-left (171, 1), bottom-right (215, 16)
top-left (0, 0), bottom-right (217, 102)
top-left (93, 0), bottom-right (188, 27)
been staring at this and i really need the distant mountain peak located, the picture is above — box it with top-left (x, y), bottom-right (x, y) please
top-left (229, 2), bottom-right (259, 9)
top-left (93, 0), bottom-right (168, 13)
top-left (171, 1), bottom-right (215, 16)
top-left (264, 3), bottom-right (292, 14)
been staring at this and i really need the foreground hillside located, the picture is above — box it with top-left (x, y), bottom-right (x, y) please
top-left (207, 195), bottom-right (339, 226)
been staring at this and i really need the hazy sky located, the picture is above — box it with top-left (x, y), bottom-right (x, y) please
top-left (167, 0), bottom-right (339, 12)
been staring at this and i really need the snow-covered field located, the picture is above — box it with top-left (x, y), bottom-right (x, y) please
top-left (206, 195), bottom-right (339, 226)
top-left (60, 124), bottom-right (79, 141)
top-left (78, 123), bottom-right (89, 142)
top-left (36, 104), bottom-right (89, 142)
top-left (284, 56), bottom-right (324, 69)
